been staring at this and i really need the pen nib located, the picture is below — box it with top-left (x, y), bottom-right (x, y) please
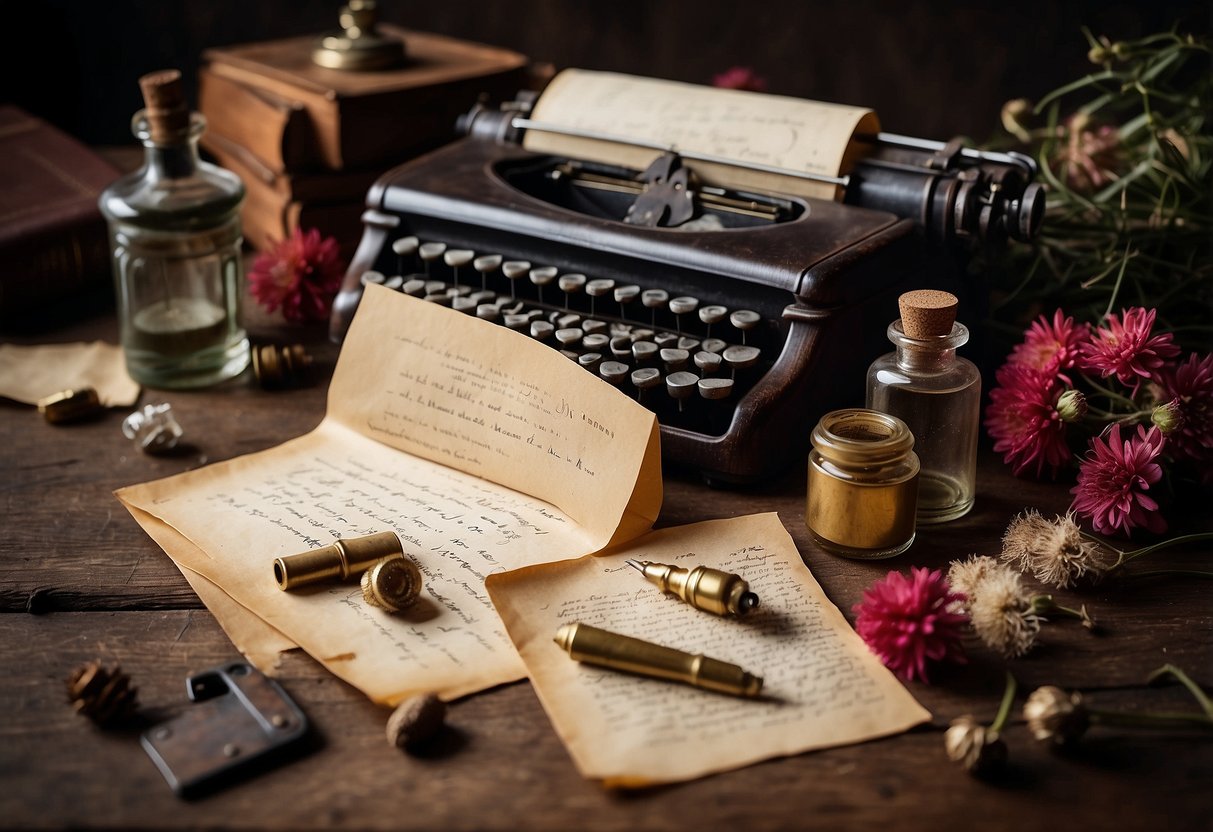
top-left (624, 559), bottom-right (645, 573)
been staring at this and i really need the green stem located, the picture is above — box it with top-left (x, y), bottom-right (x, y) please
top-left (1147, 664), bottom-right (1213, 720)
top-left (1126, 569), bottom-right (1213, 580)
top-left (1115, 532), bottom-right (1213, 567)
top-left (990, 672), bottom-right (1018, 733)
top-left (1030, 596), bottom-right (1095, 629)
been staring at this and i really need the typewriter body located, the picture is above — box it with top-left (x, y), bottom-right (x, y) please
top-left (331, 73), bottom-right (1041, 484)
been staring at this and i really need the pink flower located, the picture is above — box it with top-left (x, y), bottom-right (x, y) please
top-left (1153, 353), bottom-right (1213, 480)
top-left (1010, 309), bottom-right (1090, 380)
top-left (1078, 307), bottom-right (1180, 388)
top-left (853, 568), bottom-right (968, 683)
top-left (712, 66), bottom-right (768, 92)
top-left (1071, 424), bottom-right (1167, 537)
top-left (1053, 113), bottom-right (1122, 193)
top-left (249, 227), bottom-right (345, 324)
top-left (985, 363), bottom-right (1072, 478)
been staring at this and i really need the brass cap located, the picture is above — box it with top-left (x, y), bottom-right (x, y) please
top-left (898, 290), bottom-right (958, 338)
top-left (361, 556), bottom-right (424, 612)
top-left (37, 387), bottom-right (103, 424)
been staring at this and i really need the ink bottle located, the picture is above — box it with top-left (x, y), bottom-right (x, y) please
top-left (100, 69), bottom-right (249, 388)
top-left (866, 290), bottom-right (980, 523)
top-left (805, 408), bottom-right (919, 559)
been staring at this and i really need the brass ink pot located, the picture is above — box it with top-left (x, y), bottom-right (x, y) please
top-left (805, 408), bottom-right (919, 559)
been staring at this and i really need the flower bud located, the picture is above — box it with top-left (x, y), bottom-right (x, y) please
top-left (1088, 45), bottom-right (1112, 64)
top-left (1000, 98), bottom-right (1033, 141)
top-left (944, 716), bottom-right (1007, 775)
top-left (1056, 389), bottom-right (1088, 423)
top-left (1151, 399), bottom-right (1184, 434)
top-left (1024, 686), bottom-right (1089, 744)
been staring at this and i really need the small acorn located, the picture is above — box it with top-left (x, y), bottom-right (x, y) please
top-left (66, 661), bottom-right (139, 727)
top-left (386, 692), bottom-right (446, 751)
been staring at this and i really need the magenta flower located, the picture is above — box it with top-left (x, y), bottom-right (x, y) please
top-left (1071, 424), bottom-right (1167, 537)
top-left (1078, 307), bottom-right (1180, 387)
top-left (853, 568), bottom-right (968, 683)
top-left (249, 227), bottom-right (345, 324)
top-left (985, 363), bottom-right (1072, 478)
top-left (1010, 309), bottom-right (1090, 380)
top-left (712, 66), bottom-right (768, 92)
top-left (1153, 353), bottom-right (1213, 481)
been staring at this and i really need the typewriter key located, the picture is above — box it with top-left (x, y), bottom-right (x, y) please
top-left (452, 296), bottom-right (477, 313)
top-left (654, 332), bottom-right (678, 348)
top-left (556, 313), bottom-right (581, 329)
top-left (641, 289), bottom-right (669, 327)
top-left (444, 249), bottom-right (474, 287)
top-left (723, 345), bottom-right (761, 376)
top-left (660, 348), bottom-right (689, 372)
top-left (473, 254), bottom-right (503, 291)
top-left (402, 278), bottom-right (427, 297)
top-left (631, 367), bottom-right (662, 403)
top-left (583, 320), bottom-right (609, 336)
top-left (632, 341), bottom-right (658, 365)
top-left (694, 350), bottom-right (723, 374)
top-left (615, 285), bottom-right (640, 320)
top-left (469, 290), bottom-right (496, 305)
top-left (678, 336), bottom-right (701, 351)
top-left (476, 304), bottom-right (499, 322)
top-left (558, 273), bottom-right (586, 309)
top-left (730, 310), bottom-right (761, 344)
top-left (631, 328), bottom-right (655, 342)
top-left (609, 336), bottom-right (633, 359)
top-left (560, 350), bottom-right (579, 361)
top-left (555, 328), bottom-right (584, 349)
top-left (599, 361), bottom-right (629, 386)
top-left (582, 333), bottom-right (609, 353)
top-left (504, 313), bottom-right (530, 331)
top-left (501, 261), bottom-right (531, 299)
top-left (530, 321), bottom-right (555, 341)
top-left (392, 235), bottom-right (419, 273)
top-left (669, 296), bottom-right (699, 333)
top-left (578, 352), bottom-right (603, 372)
top-left (701, 338), bottom-right (727, 354)
top-left (529, 266), bottom-right (558, 305)
top-left (666, 371), bottom-right (699, 410)
top-left (382, 275), bottom-right (404, 291)
top-left (586, 279), bottom-right (615, 317)
top-left (699, 304), bottom-right (728, 338)
top-left (698, 377), bottom-right (734, 400)
top-left (418, 242), bottom-right (447, 278)
top-left (445, 284), bottom-right (471, 297)
top-left (424, 293), bottom-right (453, 307)
top-left (361, 270), bottom-right (385, 286)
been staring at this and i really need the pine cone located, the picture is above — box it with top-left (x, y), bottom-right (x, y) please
top-left (66, 661), bottom-right (139, 727)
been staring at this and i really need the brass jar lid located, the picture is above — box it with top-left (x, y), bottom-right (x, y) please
top-left (313, 1), bottom-right (405, 71)
top-left (361, 556), bottom-right (424, 612)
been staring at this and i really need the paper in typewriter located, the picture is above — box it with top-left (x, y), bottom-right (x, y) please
top-left (116, 285), bottom-right (661, 704)
top-left (486, 513), bottom-right (929, 786)
top-left (523, 69), bottom-right (880, 200)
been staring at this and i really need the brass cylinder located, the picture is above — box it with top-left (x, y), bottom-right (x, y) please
top-left (554, 622), bottom-right (762, 698)
top-left (627, 560), bottom-right (758, 616)
top-left (805, 409), bottom-right (919, 559)
top-left (274, 531), bottom-right (402, 590)
top-left (37, 388), bottom-right (103, 424)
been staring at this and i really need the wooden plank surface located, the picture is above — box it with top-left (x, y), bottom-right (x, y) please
top-left (2, 312), bottom-right (1210, 830)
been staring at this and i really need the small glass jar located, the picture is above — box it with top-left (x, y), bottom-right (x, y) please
top-left (805, 408), bottom-right (920, 559)
top-left (100, 70), bottom-right (249, 389)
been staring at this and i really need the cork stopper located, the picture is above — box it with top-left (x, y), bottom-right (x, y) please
top-left (138, 69), bottom-right (190, 142)
top-left (898, 290), bottom-right (958, 338)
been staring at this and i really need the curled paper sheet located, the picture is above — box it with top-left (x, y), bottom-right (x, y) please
top-left (0, 341), bottom-right (139, 407)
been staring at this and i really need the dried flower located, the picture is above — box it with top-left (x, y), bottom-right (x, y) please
top-left (852, 567), bottom-right (968, 684)
top-left (249, 227), bottom-right (345, 324)
top-left (1000, 98), bottom-right (1033, 143)
top-left (985, 363), bottom-right (1072, 478)
top-left (1054, 112), bottom-right (1123, 193)
top-left (1153, 353), bottom-right (1213, 478)
top-left (712, 66), bottom-right (768, 92)
top-left (1001, 509), bottom-right (1111, 588)
top-left (1009, 309), bottom-right (1090, 380)
top-left (1078, 308), bottom-right (1180, 388)
top-left (944, 716), bottom-right (1007, 774)
top-left (948, 557), bottom-right (1040, 658)
top-left (1024, 686), bottom-right (1090, 744)
top-left (1071, 424), bottom-right (1167, 537)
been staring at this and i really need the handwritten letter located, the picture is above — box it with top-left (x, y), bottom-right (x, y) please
top-left (487, 513), bottom-right (929, 785)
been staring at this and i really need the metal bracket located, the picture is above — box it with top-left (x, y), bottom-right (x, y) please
top-left (141, 662), bottom-right (308, 798)
top-left (624, 152), bottom-right (696, 227)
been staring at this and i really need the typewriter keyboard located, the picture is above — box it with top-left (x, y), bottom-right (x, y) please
top-left (362, 236), bottom-right (777, 436)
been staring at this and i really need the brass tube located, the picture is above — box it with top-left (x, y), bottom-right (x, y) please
top-left (625, 560), bottom-right (759, 616)
top-left (274, 531), bottom-right (402, 591)
top-left (554, 622), bottom-right (762, 698)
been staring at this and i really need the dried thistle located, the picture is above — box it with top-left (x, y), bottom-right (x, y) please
top-left (944, 672), bottom-right (1016, 776)
top-left (66, 661), bottom-right (139, 728)
top-left (1024, 685), bottom-right (1089, 745)
top-left (1001, 510), bottom-right (1111, 588)
top-left (949, 556), bottom-right (1040, 658)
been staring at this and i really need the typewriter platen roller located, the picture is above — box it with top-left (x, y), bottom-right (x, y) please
top-left (331, 70), bottom-right (1042, 484)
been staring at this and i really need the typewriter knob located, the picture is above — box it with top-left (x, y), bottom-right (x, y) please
top-left (1008, 182), bottom-right (1046, 242)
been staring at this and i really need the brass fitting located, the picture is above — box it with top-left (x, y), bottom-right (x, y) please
top-left (625, 559), bottom-right (759, 616)
top-left (554, 622), bottom-right (762, 698)
top-left (360, 556), bottom-right (424, 612)
top-left (37, 387), bottom-right (103, 424)
top-left (274, 531), bottom-right (402, 591)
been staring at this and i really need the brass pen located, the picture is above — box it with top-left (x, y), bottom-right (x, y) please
top-left (625, 559), bottom-right (759, 616)
top-left (554, 622), bottom-right (763, 698)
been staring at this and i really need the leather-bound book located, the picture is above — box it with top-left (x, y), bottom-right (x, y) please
top-left (0, 107), bottom-right (120, 330)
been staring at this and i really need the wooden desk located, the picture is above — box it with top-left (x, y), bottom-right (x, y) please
top-left (2, 309), bottom-right (1210, 830)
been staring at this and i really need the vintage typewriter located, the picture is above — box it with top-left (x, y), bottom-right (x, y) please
top-left (331, 70), bottom-right (1042, 484)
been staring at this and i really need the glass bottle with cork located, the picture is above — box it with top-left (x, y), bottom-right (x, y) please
top-left (100, 69), bottom-right (249, 389)
top-left (866, 290), bottom-right (980, 523)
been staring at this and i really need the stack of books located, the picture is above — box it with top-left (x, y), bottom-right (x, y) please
top-left (198, 26), bottom-right (531, 254)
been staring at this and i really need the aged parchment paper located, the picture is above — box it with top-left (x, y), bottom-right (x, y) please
top-left (487, 513), bottom-right (930, 786)
top-left (117, 286), bottom-right (660, 703)
top-left (0, 341), bottom-right (139, 406)
top-left (523, 69), bottom-right (880, 200)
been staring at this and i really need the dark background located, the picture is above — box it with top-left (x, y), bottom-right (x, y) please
top-left (2, 0), bottom-right (1209, 148)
